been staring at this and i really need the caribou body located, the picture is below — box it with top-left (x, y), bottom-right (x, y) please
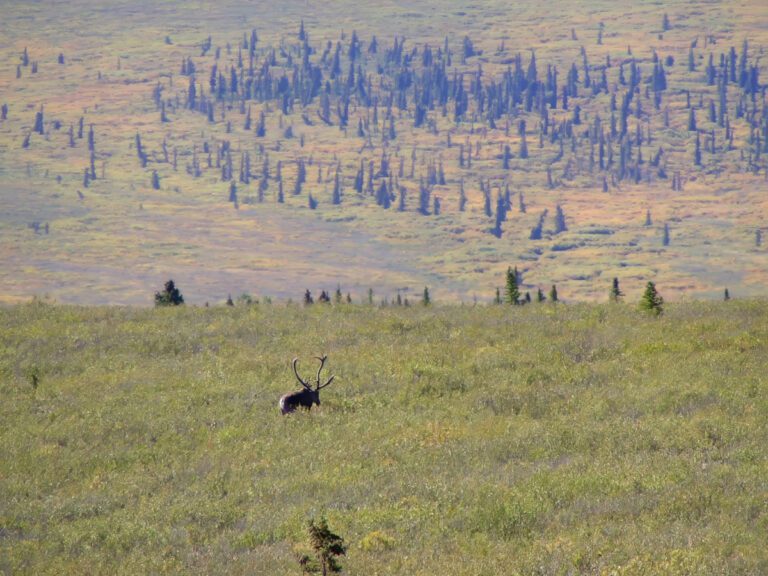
top-left (279, 355), bottom-right (335, 414)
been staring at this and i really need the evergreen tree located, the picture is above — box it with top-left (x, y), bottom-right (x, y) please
top-left (549, 284), bottom-right (559, 303)
top-left (536, 288), bottom-right (545, 303)
top-left (422, 286), bottom-right (431, 306)
top-left (226, 294), bottom-right (234, 306)
top-left (505, 266), bottom-right (520, 305)
top-left (334, 285), bottom-right (342, 304)
top-left (610, 277), bottom-right (624, 302)
top-left (299, 516), bottom-right (346, 575)
top-left (34, 106), bottom-right (44, 135)
top-left (332, 168), bottom-right (342, 205)
top-left (154, 279), bottom-right (184, 306)
top-left (639, 281), bottom-right (663, 315)
top-left (694, 132), bottom-right (702, 166)
top-left (304, 289), bottom-right (314, 305)
top-left (662, 223), bottom-right (670, 246)
top-left (554, 204), bottom-right (568, 233)
top-left (687, 108), bottom-right (697, 131)
top-left (256, 111), bottom-right (266, 137)
top-left (724, 288), bottom-right (730, 301)
top-left (494, 287), bottom-right (502, 305)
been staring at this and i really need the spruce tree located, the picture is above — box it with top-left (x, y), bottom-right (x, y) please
top-left (554, 204), bottom-right (568, 233)
top-left (154, 280), bottom-right (184, 306)
top-left (724, 288), bottom-right (730, 301)
top-left (300, 516), bottom-right (346, 575)
top-left (639, 281), bottom-right (663, 315)
top-left (422, 287), bottom-right (431, 306)
top-left (549, 284), bottom-right (559, 303)
top-left (610, 277), bottom-right (623, 302)
top-left (332, 169), bottom-right (342, 205)
top-left (536, 288), bottom-right (545, 302)
top-left (505, 266), bottom-right (520, 305)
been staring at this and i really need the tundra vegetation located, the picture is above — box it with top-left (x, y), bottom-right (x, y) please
top-left (2, 0), bottom-right (768, 573)
top-left (1, 299), bottom-right (767, 574)
top-left (0, 0), bottom-right (767, 305)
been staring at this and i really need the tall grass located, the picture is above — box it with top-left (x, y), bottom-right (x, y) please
top-left (1, 300), bottom-right (766, 574)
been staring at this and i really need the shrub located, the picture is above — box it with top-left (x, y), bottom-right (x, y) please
top-left (154, 279), bottom-right (184, 306)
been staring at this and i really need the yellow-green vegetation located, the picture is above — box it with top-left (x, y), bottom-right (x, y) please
top-left (2, 299), bottom-right (767, 574)
top-left (1, 0), bottom-right (767, 305)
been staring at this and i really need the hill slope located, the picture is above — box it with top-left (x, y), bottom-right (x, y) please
top-left (0, 0), bottom-right (766, 305)
top-left (1, 300), bottom-right (767, 574)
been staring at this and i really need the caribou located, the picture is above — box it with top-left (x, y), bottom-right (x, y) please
top-left (279, 355), bottom-right (336, 414)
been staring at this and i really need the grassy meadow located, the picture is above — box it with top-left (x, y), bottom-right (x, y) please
top-left (1, 299), bottom-right (767, 574)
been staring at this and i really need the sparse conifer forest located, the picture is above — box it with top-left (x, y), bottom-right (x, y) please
top-left (1, 1), bottom-right (767, 574)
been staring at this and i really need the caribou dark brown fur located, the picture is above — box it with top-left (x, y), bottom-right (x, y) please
top-left (280, 355), bottom-right (335, 414)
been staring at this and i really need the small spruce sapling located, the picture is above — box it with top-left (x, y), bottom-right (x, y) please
top-left (299, 516), bottom-right (347, 575)
top-left (610, 277), bottom-right (624, 302)
top-left (639, 281), bottom-right (664, 315)
top-left (505, 266), bottom-right (520, 305)
top-left (154, 280), bottom-right (184, 306)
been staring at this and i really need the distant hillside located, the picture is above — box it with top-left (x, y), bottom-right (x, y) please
top-left (0, 0), bottom-right (766, 304)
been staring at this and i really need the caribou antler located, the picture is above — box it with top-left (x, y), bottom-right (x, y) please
top-left (292, 358), bottom-right (312, 390)
top-left (280, 355), bottom-right (335, 414)
top-left (318, 374), bottom-right (335, 389)
top-left (314, 354), bottom-right (335, 389)
top-left (314, 355), bottom-right (327, 386)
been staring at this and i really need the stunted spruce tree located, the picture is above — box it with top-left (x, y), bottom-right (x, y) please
top-left (610, 277), bottom-right (624, 302)
top-left (639, 281), bottom-right (664, 315)
top-left (505, 266), bottom-right (520, 305)
top-left (299, 516), bottom-right (347, 575)
top-left (154, 279), bottom-right (184, 306)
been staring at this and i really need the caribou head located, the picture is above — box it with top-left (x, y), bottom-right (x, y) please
top-left (279, 355), bottom-right (335, 415)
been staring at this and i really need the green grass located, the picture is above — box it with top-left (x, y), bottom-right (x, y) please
top-left (2, 300), bottom-right (767, 574)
